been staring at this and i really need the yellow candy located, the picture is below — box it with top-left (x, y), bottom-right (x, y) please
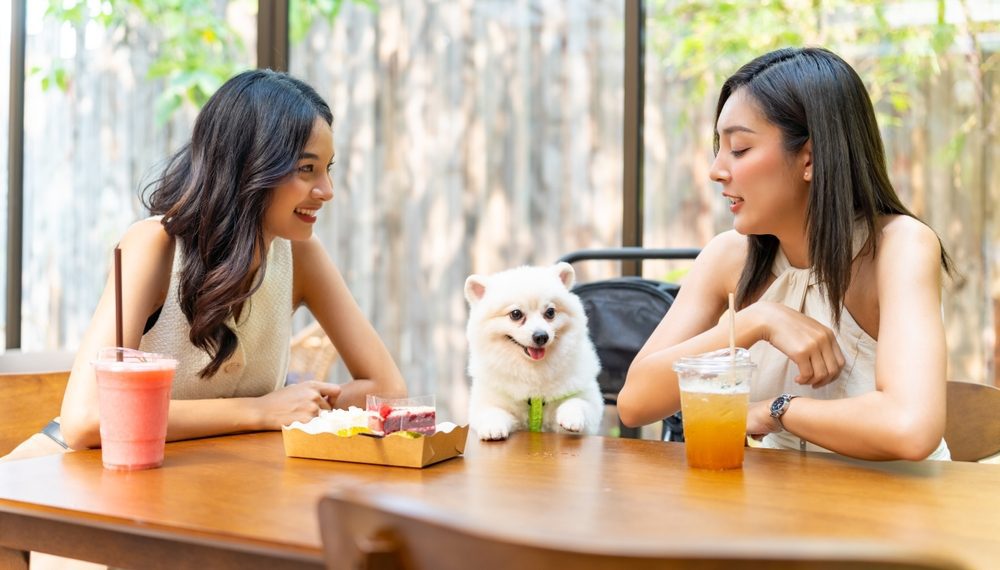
top-left (387, 430), bottom-right (423, 439)
top-left (334, 426), bottom-right (373, 437)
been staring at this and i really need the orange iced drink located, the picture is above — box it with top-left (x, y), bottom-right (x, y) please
top-left (674, 348), bottom-right (754, 470)
top-left (679, 390), bottom-right (749, 469)
top-left (93, 348), bottom-right (176, 471)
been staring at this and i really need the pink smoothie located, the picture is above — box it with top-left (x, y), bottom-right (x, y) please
top-left (94, 354), bottom-right (175, 471)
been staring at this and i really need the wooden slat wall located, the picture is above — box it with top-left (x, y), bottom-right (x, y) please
top-left (10, 1), bottom-right (999, 426)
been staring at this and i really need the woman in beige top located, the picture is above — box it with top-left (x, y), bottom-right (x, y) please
top-left (619, 47), bottom-right (952, 461)
top-left (56, 70), bottom-right (406, 450)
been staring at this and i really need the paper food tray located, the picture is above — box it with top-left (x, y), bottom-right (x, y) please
top-left (281, 424), bottom-right (469, 468)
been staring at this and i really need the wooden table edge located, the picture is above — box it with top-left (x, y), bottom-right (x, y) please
top-left (0, 498), bottom-right (324, 570)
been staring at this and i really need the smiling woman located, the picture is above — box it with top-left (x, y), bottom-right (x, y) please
top-left (19, 69), bottom-right (409, 453)
top-left (620, 47), bottom-right (953, 462)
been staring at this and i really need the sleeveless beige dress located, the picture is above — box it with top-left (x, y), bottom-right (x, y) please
top-left (748, 227), bottom-right (951, 460)
top-left (139, 235), bottom-right (293, 399)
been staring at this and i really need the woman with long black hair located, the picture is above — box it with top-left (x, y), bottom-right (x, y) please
top-left (620, 47), bottom-right (951, 461)
top-left (50, 69), bottom-right (406, 450)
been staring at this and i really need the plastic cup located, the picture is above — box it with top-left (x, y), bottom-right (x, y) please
top-left (674, 348), bottom-right (755, 470)
top-left (92, 348), bottom-right (176, 471)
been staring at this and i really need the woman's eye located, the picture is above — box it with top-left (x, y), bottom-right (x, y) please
top-left (731, 148), bottom-right (748, 157)
top-left (544, 308), bottom-right (556, 320)
top-left (299, 164), bottom-right (314, 173)
top-left (509, 309), bottom-right (523, 321)
top-left (326, 162), bottom-right (335, 173)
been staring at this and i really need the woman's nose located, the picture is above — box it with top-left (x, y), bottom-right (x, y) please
top-left (312, 177), bottom-right (334, 201)
top-left (709, 155), bottom-right (730, 183)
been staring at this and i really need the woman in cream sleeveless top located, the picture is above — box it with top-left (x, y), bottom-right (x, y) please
top-left (620, 48), bottom-right (952, 461)
top-left (749, 224), bottom-right (951, 459)
top-left (139, 230), bottom-right (292, 400)
top-left (52, 70), bottom-right (406, 452)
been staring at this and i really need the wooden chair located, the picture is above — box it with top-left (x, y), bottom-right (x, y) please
top-left (945, 380), bottom-right (1000, 462)
top-left (288, 321), bottom-right (339, 383)
top-left (0, 370), bottom-right (70, 456)
top-left (318, 489), bottom-right (962, 570)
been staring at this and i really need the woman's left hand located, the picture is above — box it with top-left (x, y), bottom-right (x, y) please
top-left (746, 399), bottom-right (781, 437)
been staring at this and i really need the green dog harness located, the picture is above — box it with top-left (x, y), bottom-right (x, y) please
top-left (527, 391), bottom-right (582, 432)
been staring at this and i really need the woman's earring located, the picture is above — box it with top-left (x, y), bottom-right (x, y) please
top-left (804, 171), bottom-right (811, 181)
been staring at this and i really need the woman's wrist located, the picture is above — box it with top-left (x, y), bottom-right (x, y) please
top-left (736, 302), bottom-right (767, 346)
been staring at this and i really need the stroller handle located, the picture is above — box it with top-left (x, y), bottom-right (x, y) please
top-left (558, 247), bottom-right (700, 265)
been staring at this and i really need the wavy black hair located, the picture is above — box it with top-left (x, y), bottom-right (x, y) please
top-left (716, 47), bottom-right (951, 324)
top-left (143, 69), bottom-right (333, 378)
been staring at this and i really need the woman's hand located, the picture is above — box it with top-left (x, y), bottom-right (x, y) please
top-left (746, 399), bottom-right (781, 437)
top-left (749, 301), bottom-right (846, 388)
top-left (252, 381), bottom-right (342, 430)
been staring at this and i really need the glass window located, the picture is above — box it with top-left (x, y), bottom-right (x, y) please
top-left (0, 1), bottom-right (10, 348)
top-left (643, 0), bottom-right (1000, 384)
top-left (19, 1), bottom-right (255, 351)
top-left (289, 0), bottom-right (626, 419)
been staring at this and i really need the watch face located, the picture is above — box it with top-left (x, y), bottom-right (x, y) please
top-left (770, 396), bottom-right (785, 415)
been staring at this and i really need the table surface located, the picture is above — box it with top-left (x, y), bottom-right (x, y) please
top-left (0, 431), bottom-right (998, 569)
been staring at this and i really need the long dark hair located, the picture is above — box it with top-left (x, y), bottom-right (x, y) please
top-left (715, 47), bottom-right (951, 324)
top-left (143, 69), bottom-right (333, 378)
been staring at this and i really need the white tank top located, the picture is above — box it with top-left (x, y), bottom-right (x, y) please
top-left (748, 225), bottom-right (950, 460)
top-left (139, 234), bottom-right (292, 400)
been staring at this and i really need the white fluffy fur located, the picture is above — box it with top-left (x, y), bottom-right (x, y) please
top-left (465, 262), bottom-right (603, 441)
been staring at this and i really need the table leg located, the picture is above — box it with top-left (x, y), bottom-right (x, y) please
top-left (0, 546), bottom-right (28, 570)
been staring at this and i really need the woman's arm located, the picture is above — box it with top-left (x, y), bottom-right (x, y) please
top-left (620, 230), bottom-right (848, 428)
top-left (751, 217), bottom-right (947, 460)
top-left (292, 236), bottom-right (407, 408)
top-left (618, 232), bottom-right (744, 427)
top-left (60, 221), bottom-right (341, 449)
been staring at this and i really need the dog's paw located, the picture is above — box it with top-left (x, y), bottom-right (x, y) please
top-left (471, 408), bottom-right (514, 441)
top-left (556, 399), bottom-right (588, 433)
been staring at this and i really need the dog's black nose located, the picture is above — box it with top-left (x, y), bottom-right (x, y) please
top-left (532, 331), bottom-right (549, 346)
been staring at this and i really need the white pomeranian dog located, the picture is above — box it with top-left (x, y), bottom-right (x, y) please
top-left (464, 262), bottom-right (603, 441)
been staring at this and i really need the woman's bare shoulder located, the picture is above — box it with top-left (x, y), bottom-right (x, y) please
top-left (876, 215), bottom-right (941, 259)
top-left (684, 230), bottom-right (748, 297)
top-left (701, 230), bottom-right (749, 270)
top-left (119, 217), bottom-right (173, 253)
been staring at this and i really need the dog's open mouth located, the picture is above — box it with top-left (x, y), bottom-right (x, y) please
top-left (506, 336), bottom-right (546, 361)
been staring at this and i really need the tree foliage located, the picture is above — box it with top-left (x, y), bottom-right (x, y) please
top-left (646, 0), bottom-right (960, 126)
top-left (38, 0), bottom-right (377, 123)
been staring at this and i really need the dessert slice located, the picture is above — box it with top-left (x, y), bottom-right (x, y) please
top-left (368, 404), bottom-right (437, 436)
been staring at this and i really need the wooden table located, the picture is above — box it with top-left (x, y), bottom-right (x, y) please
top-left (0, 432), bottom-right (998, 569)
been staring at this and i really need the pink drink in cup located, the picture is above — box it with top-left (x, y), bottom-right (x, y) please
top-left (93, 348), bottom-right (176, 471)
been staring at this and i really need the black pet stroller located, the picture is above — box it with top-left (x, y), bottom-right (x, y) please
top-left (558, 247), bottom-right (700, 440)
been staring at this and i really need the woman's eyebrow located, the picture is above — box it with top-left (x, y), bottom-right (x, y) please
top-left (717, 125), bottom-right (757, 136)
top-left (299, 152), bottom-right (320, 160)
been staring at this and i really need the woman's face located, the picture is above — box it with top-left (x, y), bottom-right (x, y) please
top-left (709, 88), bottom-right (811, 239)
top-left (264, 117), bottom-right (335, 243)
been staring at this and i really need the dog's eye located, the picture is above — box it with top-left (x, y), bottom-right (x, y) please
top-left (509, 309), bottom-right (523, 321)
top-left (544, 307), bottom-right (556, 320)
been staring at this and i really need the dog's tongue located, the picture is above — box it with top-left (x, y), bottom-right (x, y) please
top-left (527, 347), bottom-right (546, 360)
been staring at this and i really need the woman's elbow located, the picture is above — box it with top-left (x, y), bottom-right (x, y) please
top-left (60, 413), bottom-right (101, 450)
top-left (885, 415), bottom-right (944, 461)
top-left (616, 382), bottom-right (645, 428)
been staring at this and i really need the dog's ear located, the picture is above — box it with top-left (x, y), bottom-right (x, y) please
top-left (554, 262), bottom-right (576, 289)
top-left (464, 275), bottom-right (488, 304)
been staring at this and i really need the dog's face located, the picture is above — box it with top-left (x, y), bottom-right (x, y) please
top-left (464, 262), bottom-right (584, 364)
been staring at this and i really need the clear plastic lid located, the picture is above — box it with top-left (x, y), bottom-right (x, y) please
top-left (673, 347), bottom-right (756, 374)
top-left (92, 347), bottom-right (177, 371)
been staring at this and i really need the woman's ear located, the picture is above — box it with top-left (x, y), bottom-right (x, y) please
top-left (801, 139), bottom-right (813, 182)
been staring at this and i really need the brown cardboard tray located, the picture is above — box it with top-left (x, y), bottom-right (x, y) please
top-left (281, 424), bottom-right (469, 468)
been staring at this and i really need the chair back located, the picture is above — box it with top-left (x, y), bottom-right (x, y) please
top-left (318, 489), bottom-right (961, 570)
top-left (945, 380), bottom-right (1000, 462)
top-left (288, 321), bottom-right (339, 383)
top-left (0, 370), bottom-right (70, 456)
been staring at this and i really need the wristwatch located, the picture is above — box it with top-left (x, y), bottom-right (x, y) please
top-left (769, 393), bottom-right (798, 430)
